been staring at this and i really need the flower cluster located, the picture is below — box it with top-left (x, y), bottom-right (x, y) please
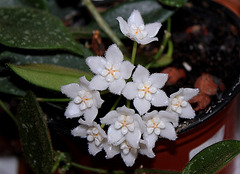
top-left (61, 10), bottom-right (199, 167)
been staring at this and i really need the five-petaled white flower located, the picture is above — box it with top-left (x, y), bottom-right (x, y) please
top-left (117, 10), bottom-right (162, 45)
top-left (61, 76), bottom-right (104, 124)
top-left (122, 65), bottom-right (169, 115)
top-left (71, 120), bottom-right (107, 156)
top-left (86, 44), bottom-right (135, 95)
top-left (167, 88), bottom-right (199, 118)
top-left (142, 110), bottom-right (178, 150)
top-left (101, 105), bottom-right (145, 148)
top-left (104, 139), bottom-right (155, 167)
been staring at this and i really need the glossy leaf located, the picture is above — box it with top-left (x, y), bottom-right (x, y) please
top-left (0, 7), bottom-right (83, 56)
top-left (182, 140), bottom-right (240, 174)
top-left (17, 91), bottom-right (53, 174)
top-left (0, 77), bottom-right (26, 96)
top-left (158, 0), bottom-right (187, 7)
top-left (9, 64), bottom-right (93, 91)
top-left (0, 0), bottom-right (49, 10)
top-left (77, 0), bottom-right (176, 39)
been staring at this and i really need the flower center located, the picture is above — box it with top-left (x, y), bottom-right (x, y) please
top-left (130, 24), bottom-right (148, 40)
top-left (146, 117), bottom-right (165, 135)
top-left (137, 81), bottom-right (157, 101)
top-left (73, 90), bottom-right (93, 110)
top-left (87, 127), bottom-right (104, 146)
top-left (171, 95), bottom-right (188, 114)
top-left (114, 115), bottom-right (135, 135)
top-left (120, 141), bottom-right (132, 155)
top-left (101, 62), bottom-right (121, 82)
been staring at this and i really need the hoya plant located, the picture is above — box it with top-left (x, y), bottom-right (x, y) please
top-left (0, 0), bottom-right (239, 173)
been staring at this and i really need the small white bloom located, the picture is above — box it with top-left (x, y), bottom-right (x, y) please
top-left (61, 76), bottom-right (104, 124)
top-left (143, 110), bottom-right (178, 149)
top-left (71, 120), bottom-right (107, 156)
top-left (167, 88), bottom-right (199, 118)
top-left (122, 65), bottom-right (169, 115)
top-left (104, 140), bottom-right (154, 167)
top-left (117, 10), bottom-right (162, 45)
top-left (100, 105), bottom-right (145, 148)
top-left (86, 44), bottom-right (135, 95)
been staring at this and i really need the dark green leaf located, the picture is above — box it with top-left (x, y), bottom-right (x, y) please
top-left (0, 0), bottom-right (49, 10)
top-left (182, 140), bottom-right (240, 174)
top-left (0, 77), bottom-right (26, 96)
top-left (0, 7), bottom-right (83, 56)
top-left (17, 91), bottom-right (53, 174)
top-left (72, 0), bottom-right (176, 39)
top-left (9, 64), bottom-right (93, 91)
top-left (158, 0), bottom-right (187, 7)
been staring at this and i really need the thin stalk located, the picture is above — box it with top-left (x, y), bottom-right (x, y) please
top-left (82, 0), bottom-right (126, 52)
top-left (131, 41), bottom-right (138, 64)
top-left (0, 100), bottom-right (18, 125)
top-left (110, 96), bottom-right (121, 111)
top-left (36, 98), bottom-right (71, 102)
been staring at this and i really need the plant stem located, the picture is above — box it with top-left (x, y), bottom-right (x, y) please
top-left (36, 98), bottom-right (71, 102)
top-left (131, 41), bottom-right (138, 64)
top-left (145, 18), bottom-right (172, 69)
top-left (82, 0), bottom-right (126, 52)
top-left (110, 96), bottom-right (122, 111)
top-left (0, 100), bottom-right (18, 125)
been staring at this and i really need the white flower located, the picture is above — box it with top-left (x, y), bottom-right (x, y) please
top-left (122, 65), bottom-right (169, 115)
top-left (71, 120), bottom-right (107, 156)
top-left (61, 76), bottom-right (104, 124)
top-left (86, 44), bottom-right (135, 95)
top-left (117, 10), bottom-right (162, 45)
top-left (142, 110), bottom-right (178, 149)
top-left (104, 140), bottom-right (154, 167)
top-left (100, 105), bottom-right (145, 148)
top-left (167, 88), bottom-right (199, 118)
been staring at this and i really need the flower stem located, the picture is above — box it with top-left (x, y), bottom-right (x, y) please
top-left (82, 0), bottom-right (126, 52)
top-left (110, 96), bottom-right (122, 111)
top-left (131, 41), bottom-right (138, 64)
top-left (0, 99), bottom-right (18, 125)
top-left (145, 18), bottom-right (172, 69)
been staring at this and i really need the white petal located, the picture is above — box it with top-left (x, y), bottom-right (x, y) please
top-left (109, 79), bottom-right (126, 95)
top-left (181, 100), bottom-right (188, 107)
top-left (182, 88), bottom-right (199, 101)
top-left (100, 110), bottom-right (119, 125)
top-left (176, 107), bottom-right (182, 114)
top-left (122, 82), bottom-right (138, 100)
top-left (120, 61), bottom-right (135, 79)
top-left (154, 128), bottom-right (161, 135)
top-left (138, 91), bottom-right (145, 99)
top-left (92, 91), bottom-right (104, 108)
top-left (83, 106), bottom-right (98, 124)
top-left (78, 76), bottom-right (90, 90)
top-left (80, 102), bottom-right (87, 110)
top-left (133, 98), bottom-right (151, 115)
top-left (139, 141), bottom-right (155, 158)
top-left (125, 129), bottom-right (141, 148)
top-left (106, 74), bottom-right (114, 82)
top-left (149, 73), bottom-right (168, 89)
top-left (181, 104), bottom-right (196, 119)
top-left (61, 83), bottom-right (80, 99)
top-left (85, 100), bottom-right (93, 107)
top-left (145, 22), bottom-right (162, 38)
top-left (145, 92), bottom-right (152, 101)
top-left (115, 121), bottom-right (122, 129)
top-left (87, 135), bottom-right (94, 142)
top-left (104, 144), bottom-right (120, 159)
top-left (160, 122), bottom-right (177, 141)
top-left (121, 126), bottom-right (128, 135)
top-left (149, 86), bottom-right (157, 94)
top-left (132, 65), bottom-right (149, 83)
top-left (116, 17), bottom-right (130, 36)
top-left (116, 105), bottom-right (135, 116)
top-left (71, 125), bottom-right (88, 137)
top-left (147, 127), bottom-right (154, 134)
top-left (65, 101), bottom-right (82, 118)
top-left (151, 90), bottom-right (169, 107)
top-left (121, 148), bottom-right (138, 167)
top-left (89, 75), bottom-right (108, 91)
top-left (127, 123), bottom-right (135, 132)
top-left (143, 132), bottom-right (158, 149)
top-left (88, 141), bottom-right (103, 156)
top-left (159, 111), bottom-right (179, 127)
top-left (105, 44), bottom-right (123, 64)
top-left (86, 56), bottom-right (106, 74)
top-left (127, 10), bottom-right (144, 27)
top-left (108, 125), bottom-right (124, 146)
top-left (138, 37), bottom-right (158, 45)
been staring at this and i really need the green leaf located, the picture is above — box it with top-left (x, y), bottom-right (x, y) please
top-left (17, 91), bottom-right (53, 174)
top-left (182, 140), bottom-right (240, 174)
top-left (0, 7), bottom-right (83, 56)
top-left (158, 0), bottom-right (187, 7)
top-left (0, 0), bottom-right (49, 10)
top-left (0, 77), bottom-right (26, 96)
top-left (9, 64), bottom-right (93, 91)
top-left (72, 0), bottom-right (176, 39)
top-left (151, 54), bottom-right (173, 68)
